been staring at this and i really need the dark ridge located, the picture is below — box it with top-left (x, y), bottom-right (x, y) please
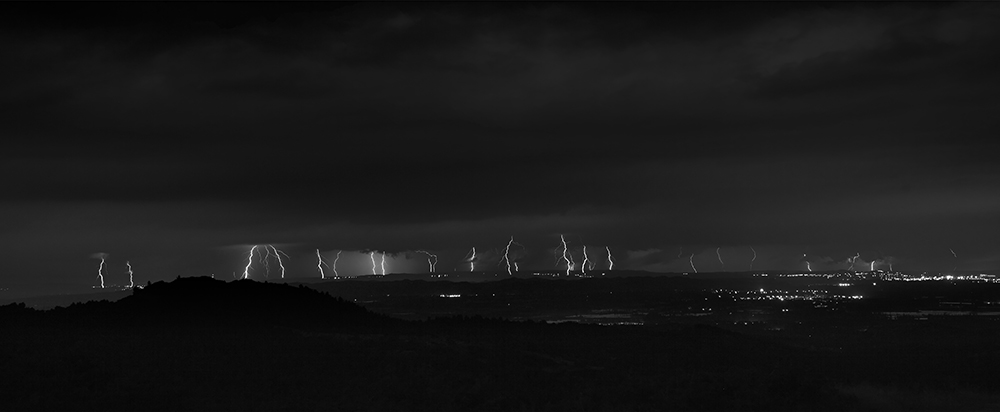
top-left (2, 277), bottom-right (399, 332)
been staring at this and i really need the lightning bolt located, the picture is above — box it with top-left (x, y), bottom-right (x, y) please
top-left (332, 250), bottom-right (342, 278)
top-left (581, 245), bottom-right (590, 275)
top-left (269, 245), bottom-right (289, 279)
top-left (950, 248), bottom-right (958, 271)
top-left (501, 237), bottom-right (515, 275)
top-left (380, 252), bottom-right (387, 276)
top-left (849, 252), bottom-right (860, 271)
top-left (243, 245), bottom-right (258, 280)
top-left (678, 247), bottom-right (684, 259)
top-left (96, 255), bottom-right (106, 288)
top-left (606, 246), bottom-right (615, 270)
top-left (316, 249), bottom-right (330, 279)
top-left (749, 246), bottom-right (757, 270)
top-left (559, 235), bottom-right (575, 275)
top-left (716, 247), bottom-right (725, 271)
top-left (466, 247), bottom-right (476, 272)
top-left (803, 254), bottom-right (812, 272)
top-left (870, 259), bottom-right (875, 272)
top-left (259, 245), bottom-right (271, 278)
top-left (416, 250), bottom-right (438, 272)
top-left (689, 253), bottom-right (698, 274)
top-left (126, 261), bottom-right (134, 288)
top-left (370, 251), bottom-right (377, 275)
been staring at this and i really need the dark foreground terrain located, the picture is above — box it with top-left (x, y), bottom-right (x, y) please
top-left (2, 278), bottom-right (999, 411)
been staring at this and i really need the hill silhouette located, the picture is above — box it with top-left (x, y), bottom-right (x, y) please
top-left (121, 277), bottom-right (395, 329)
top-left (2, 277), bottom-right (396, 332)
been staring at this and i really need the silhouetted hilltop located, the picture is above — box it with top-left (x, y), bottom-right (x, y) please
top-left (1, 277), bottom-right (397, 331)
top-left (126, 277), bottom-right (376, 316)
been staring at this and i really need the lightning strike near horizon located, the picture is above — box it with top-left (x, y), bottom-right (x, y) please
top-left (849, 252), bottom-right (860, 271)
top-left (126, 261), bottom-right (134, 288)
top-left (950, 248), bottom-right (958, 271)
top-left (316, 249), bottom-right (330, 279)
top-left (94, 254), bottom-right (107, 288)
top-left (464, 247), bottom-right (476, 272)
top-left (259, 246), bottom-right (271, 278)
top-left (581, 245), bottom-right (590, 275)
top-left (716, 247), bottom-right (725, 270)
top-left (501, 237), bottom-right (516, 275)
top-left (380, 252), bottom-right (386, 276)
top-left (416, 250), bottom-right (438, 273)
top-left (606, 246), bottom-right (615, 270)
top-left (750, 246), bottom-right (757, 270)
top-left (268, 245), bottom-right (289, 279)
top-left (804, 254), bottom-right (812, 272)
top-left (689, 253), bottom-right (698, 274)
top-left (370, 251), bottom-right (377, 275)
top-left (870, 260), bottom-right (875, 272)
top-left (559, 235), bottom-right (575, 276)
top-left (332, 250), bottom-right (342, 278)
top-left (242, 245), bottom-right (258, 280)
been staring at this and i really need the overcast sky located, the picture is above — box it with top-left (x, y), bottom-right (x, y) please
top-left (2, 2), bottom-right (999, 289)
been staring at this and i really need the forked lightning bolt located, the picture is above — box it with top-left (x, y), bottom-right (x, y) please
top-left (416, 250), bottom-right (438, 273)
top-left (263, 245), bottom-right (289, 279)
top-left (259, 246), bottom-right (271, 278)
top-left (559, 235), bottom-right (575, 276)
top-left (316, 249), bottom-right (330, 279)
top-left (581, 245), bottom-right (590, 275)
top-left (498, 236), bottom-right (526, 275)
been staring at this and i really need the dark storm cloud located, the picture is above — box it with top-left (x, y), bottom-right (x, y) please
top-left (1, 2), bottom-right (999, 284)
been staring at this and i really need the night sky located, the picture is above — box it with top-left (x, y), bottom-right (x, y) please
top-left (2, 2), bottom-right (999, 291)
